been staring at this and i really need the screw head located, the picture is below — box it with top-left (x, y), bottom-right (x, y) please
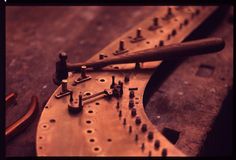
top-left (135, 116), bottom-right (141, 125)
top-left (147, 131), bottom-right (154, 140)
top-left (141, 124), bottom-right (147, 132)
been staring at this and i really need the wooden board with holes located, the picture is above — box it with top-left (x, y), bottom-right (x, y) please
top-left (36, 6), bottom-right (218, 156)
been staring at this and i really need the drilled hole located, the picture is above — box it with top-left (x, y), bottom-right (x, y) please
top-left (160, 30), bottom-right (164, 33)
top-left (88, 110), bottom-right (93, 113)
top-left (94, 147), bottom-right (100, 151)
top-left (86, 120), bottom-right (92, 124)
top-left (114, 66), bottom-right (119, 69)
top-left (39, 146), bottom-right (43, 150)
top-left (85, 92), bottom-right (92, 96)
top-left (49, 119), bottom-right (56, 123)
top-left (174, 18), bottom-right (178, 21)
top-left (135, 97), bottom-right (139, 100)
top-left (45, 106), bottom-right (49, 109)
top-left (95, 102), bottom-right (100, 105)
top-left (135, 102), bottom-right (139, 104)
top-left (99, 78), bottom-right (106, 82)
top-left (87, 129), bottom-right (93, 134)
top-left (90, 139), bottom-right (95, 142)
top-left (43, 125), bottom-right (47, 128)
top-left (146, 41), bottom-right (150, 44)
top-left (39, 136), bottom-right (43, 139)
top-left (107, 138), bottom-right (112, 142)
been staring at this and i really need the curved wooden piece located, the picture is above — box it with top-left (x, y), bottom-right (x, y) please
top-left (6, 96), bottom-right (39, 142)
top-left (5, 92), bottom-right (17, 107)
top-left (36, 6), bottom-right (218, 156)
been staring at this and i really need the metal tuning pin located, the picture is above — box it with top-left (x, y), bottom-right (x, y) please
top-left (129, 90), bottom-right (135, 98)
top-left (55, 79), bottom-right (72, 99)
top-left (74, 65), bottom-right (91, 85)
top-left (131, 108), bottom-right (137, 117)
top-left (110, 75), bottom-right (116, 88)
top-left (148, 17), bottom-right (161, 30)
top-left (141, 124), bottom-right (147, 132)
top-left (54, 52), bottom-right (68, 85)
top-left (130, 28), bottom-right (145, 43)
top-left (162, 148), bottom-right (168, 157)
top-left (129, 126), bottom-right (132, 133)
top-left (163, 7), bottom-right (174, 20)
top-left (154, 139), bottom-right (160, 149)
top-left (113, 40), bottom-right (128, 55)
top-left (147, 131), bottom-right (154, 140)
top-left (135, 116), bottom-right (141, 125)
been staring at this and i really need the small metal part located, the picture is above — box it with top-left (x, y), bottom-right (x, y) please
top-left (119, 110), bottom-right (122, 117)
top-left (79, 93), bottom-right (83, 108)
top-left (69, 92), bottom-right (73, 102)
top-left (74, 76), bottom-right (91, 85)
top-left (147, 131), bottom-right (154, 140)
top-left (172, 29), bottom-right (177, 36)
top-left (167, 34), bottom-right (171, 40)
top-left (110, 75), bottom-right (115, 88)
top-left (99, 53), bottom-right (107, 60)
top-left (123, 118), bottom-right (126, 125)
top-left (162, 148), bottom-right (168, 157)
top-left (129, 87), bottom-right (138, 91)
top-left (159, 40), bottom-right (164, 46)
top-left (148, 151), bottom-right (152, 157)
top-left (54, 52), bottom-right (68, 85)
top-left (68, 101), bottom-right (82, 114)
top-left (148, 17), bottom-right (161, 30)
top-left (135, 116), bottom-right (141, 125)
top-left (184, 19), bottom-right (189, 25)
top-left (82, 89), bottom-right (112, 101)
top-left (131, 108), bottom-right (137, 117)
top-left (129, 126), bottom-right (132, 133)
top-left (154, 140), bottom-right (160, 149)
top-left (135, 134), bottom-right (138, 141)
top-left (129, 99), bottom-right (134, 108)
top-left (130, 28), bottom-right (145, 43)
top-left (113, 40), bottom-right (128, 55)
top-left (118, 81), bottom-right (123, 95)
top-left (141, 124), bottom-right (147, 132)
top-left (61, 79), bottom-right (68, 93)
top-left (116, 102), bottom-right (120, 109)
top-left (55, 79), bottom-right (72, 99)
top-left (129, 90), bottom-right (135, 98)
top-left (163, 7), bottom-right (174, 20)
top-left (81, 65), bottom-right (87, 79)
top-left (141, 143), bottom-right (145, 151)
top-left (124, 75), bottom-right (130, 83)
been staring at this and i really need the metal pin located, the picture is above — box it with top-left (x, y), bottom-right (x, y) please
top-left (116, 102), bottom-right (120, 109)
top-left (123, 118), bottom-right (126, 125)
top-left (81, 65), bottom-right (87, 78)
top-left (129, 99), bottom-right (134, 108)
top-left (129, 90), bottom-right (135, 98)
top-left (131, 108), bottom-right (137, 117)
top-left (154, 139), bottom-right (160, 149)
top-left (153, 17), bottom-right (158, 26)
top-left (69, 91), bottom-right (73, 102)
top-left (141, 143), bottom-right (145, 151)
top-left (79, 93), bottom-right (83, 108)
top-left (162, 148), bottom-right (168, 157)
top-left (136, 28), bottom-right (142, 38)
top-left (172, 29), bottom-right (176, 36)
top-left (148, 151), bottom-right (152, 157)
top-left (159, 40), bottom-right (164, 46)
top-left (111, 75), bottom-right (115, 88)
top-left (61, 79), bottom-right (68, 93)
top-left (135, 116), bottom-right (141, 125)
top-left (167, 7), bottom-right (172, 16)
top-left (129, 126), bottom-right (132, 133)
top-left (119, 110), bottom-right (122, 117)
top-left (119, 40), bottom-right (125, 51)
top-left (147, 131), bottom-right (154, 140)
top-left (141, 124), bottom-right (147, 132)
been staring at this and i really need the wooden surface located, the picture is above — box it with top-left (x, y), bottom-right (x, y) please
top-left (6, 6), bottom-right (233, 156)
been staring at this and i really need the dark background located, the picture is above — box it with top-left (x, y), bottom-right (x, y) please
top-left (6, 6), bottom-right (233, 156)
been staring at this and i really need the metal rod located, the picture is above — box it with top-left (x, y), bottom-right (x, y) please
top-left (67, 37), bottom-right (225, 71)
